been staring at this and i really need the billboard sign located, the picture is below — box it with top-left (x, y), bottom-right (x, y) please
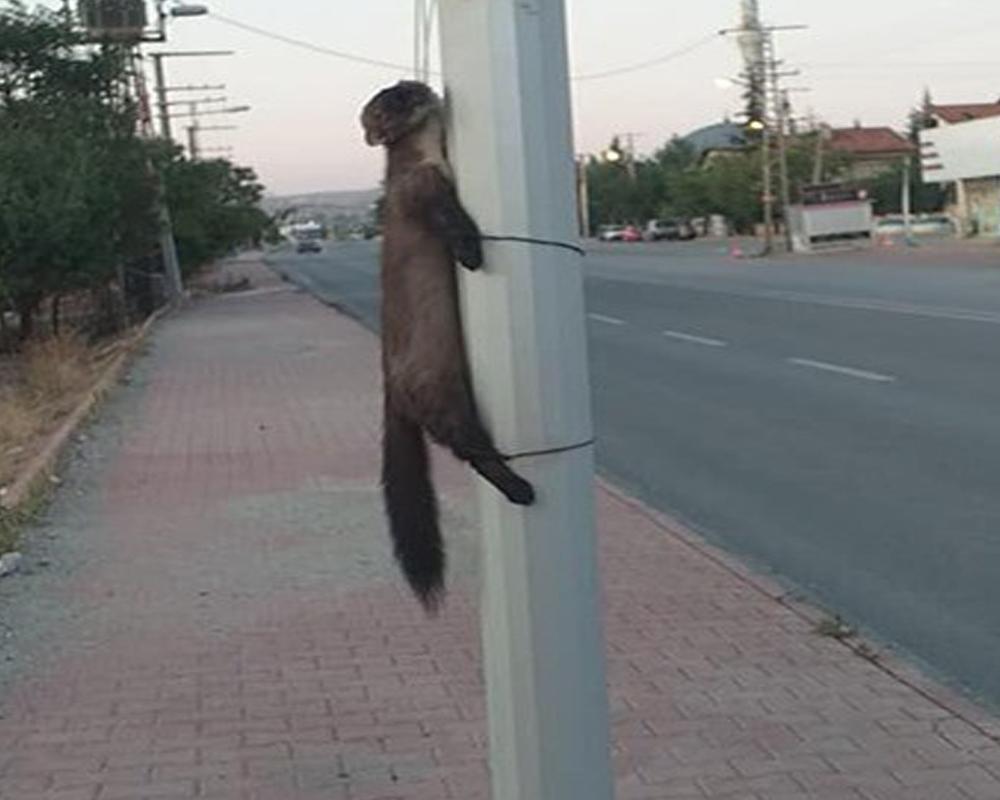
top-left (920, 116), bottom-right (1000, 183)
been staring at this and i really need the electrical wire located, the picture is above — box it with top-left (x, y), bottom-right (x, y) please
top-left (207, 12), bottom-right (717, 83)
top-left (571, 32), bottom-right (720, 81)
top-left (804, 60), bottom-right (1000, 70)
top-left (209, 13), bottom-right (417, 73)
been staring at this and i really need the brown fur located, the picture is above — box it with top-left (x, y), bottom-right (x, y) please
top-left (362, 81), bottom-right (535, 611)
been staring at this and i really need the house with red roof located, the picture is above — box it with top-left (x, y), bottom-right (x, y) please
top-left (826, 125), bottom-right (916, 181)
top-left (930, 102), bottom-right (1000, 126)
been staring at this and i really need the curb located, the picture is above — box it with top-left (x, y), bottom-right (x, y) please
top-left (0, 305), bottom-right (170, 517)
top-left (262, 252), bottom-right (1000, 745)
top-left (598, 477), bottom-right (1000, 745)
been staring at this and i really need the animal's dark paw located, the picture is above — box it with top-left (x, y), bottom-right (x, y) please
top-left (473, 459), bottom-right (536, 505)
top-left (456, 238), bottom-right (483, 270)
top-left (504, 476), bottom-right (535, 506)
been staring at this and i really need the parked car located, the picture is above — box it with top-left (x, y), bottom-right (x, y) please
top-left (876, 214), bottom-right (955, 237)
top-left (598, 225), bottom-right (627, 242)
top-left (621, 225), bottom-right (643, 242)
top-left (911, 214), bottom-right (956, 236)
top-left (875, 217), bottom-right (905, 234)
top-left (295, 239), bottom-right (322, 254)
top-left (645, 218), bottom-right (696, 241)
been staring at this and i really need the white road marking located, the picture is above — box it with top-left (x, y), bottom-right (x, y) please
top-left (588, 313), bottom-right (626, 326)
top-left (787, 358), bottom-right (897, 383)
top-left (662, 329), bottom-right (728, 347)
top-left (757, 290), bottom-right (1000, 325)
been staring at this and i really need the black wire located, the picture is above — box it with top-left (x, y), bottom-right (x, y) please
top-left (207, 12), bottom-right (715, 83)
top-left (503, 438), bottom-right (596, 461)
top-left (480, 235), bottom-right (586, 257)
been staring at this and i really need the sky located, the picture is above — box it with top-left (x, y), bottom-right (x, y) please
top-left (146, 0), bottom-right (1000, 196)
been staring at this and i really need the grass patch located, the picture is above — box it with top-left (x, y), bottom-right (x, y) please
top-left (815, 614), bottom-right (855, 641)
top-left (0, 508), bottom-right (21, 554)
top-left (0, 333), bottom-right (123, 491)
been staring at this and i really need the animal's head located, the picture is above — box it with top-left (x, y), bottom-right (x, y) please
top-left (361, 81), bottom-right (442, 147)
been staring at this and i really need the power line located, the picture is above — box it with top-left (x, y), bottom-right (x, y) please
top-left (209, 13), bottom-right (415, 73)
top-left (804, 60), bottom-right (1000, 69)
top-left (572, 33), bottom-right (720, 81)
top-left (207, 12), bottom-right (717, 83)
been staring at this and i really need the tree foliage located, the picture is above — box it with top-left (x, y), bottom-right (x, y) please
top-left (156, 144), bottom-right (271, 273)
top-left (585, 126), bottom-right (943, 235)
top-left (0, 1), bottom-right (271, 338)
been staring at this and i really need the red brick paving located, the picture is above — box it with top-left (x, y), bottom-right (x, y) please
top-left (1, 259), bottom-right (999, 799)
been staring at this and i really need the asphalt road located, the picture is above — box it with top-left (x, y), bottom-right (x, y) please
top-left (269, 238), bottom-right (1000, 708)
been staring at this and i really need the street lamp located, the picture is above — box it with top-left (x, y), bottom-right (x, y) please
top-left (169, 3), bottom-right (208, 17)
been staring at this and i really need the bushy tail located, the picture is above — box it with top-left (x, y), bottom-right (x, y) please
top-left (382, 407), bottom-right (445, 611)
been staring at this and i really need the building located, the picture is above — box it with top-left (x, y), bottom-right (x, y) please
top-left (921, 102), bottom-right (1000, 236)
top-left (682, 121), bottom-right (748, 165)
top-left (826, 125), bottom-right (916, 181)
top-left (930, 102), bottom-right (1000, 126)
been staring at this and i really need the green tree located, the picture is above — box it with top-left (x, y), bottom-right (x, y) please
top-left (157, 144), bottom-right (271, 273)
top-left (0, 3), bottom-right (156, 335)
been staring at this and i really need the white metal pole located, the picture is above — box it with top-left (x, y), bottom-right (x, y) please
top-left (437, 3), bottom-right (614, 800)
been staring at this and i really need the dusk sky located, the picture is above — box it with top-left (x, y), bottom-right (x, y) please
top-left (152, 0), bottom-right (1000, 196)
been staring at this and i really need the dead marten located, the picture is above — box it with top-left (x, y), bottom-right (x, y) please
top-left (361, 81), bottom-right (535, 611)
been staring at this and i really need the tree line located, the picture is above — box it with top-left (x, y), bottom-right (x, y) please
top-left (585, 123), bottom-right (946, 235)
top-left (0, 1), bottom-right (271, 339)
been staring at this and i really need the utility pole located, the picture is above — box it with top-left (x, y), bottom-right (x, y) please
top-left (771, 79), bottom-right (794, 251)
top-left (138, 53), bottom-right (184, 305)
top-left (902, 154), bottom-right (914, 245)
top-left (577, 155), bottom-right (591, 237)
top-left (438, 3), bottom-right (613, 800)
top-left (186, 101), bottom-right (200, 160)
top-left (623, 131), bottom-right (641, 181)
top-left (761, 121), bottom-right (774, 253)
top-left (144, 51), bottom-right (234, 304)
top-left (151, 53), bottom-right (171, 139)
top-left (149, 51), bottom-right (234, 137)
top-left (722, 12), bottom-right (806, 255)
top-left (812, 122), bottom-right (827, 184)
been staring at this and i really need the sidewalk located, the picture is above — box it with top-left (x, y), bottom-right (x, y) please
top-left (0, 257), bottom-right (998, 800)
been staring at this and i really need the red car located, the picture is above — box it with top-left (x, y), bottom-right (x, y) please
top-left (621, 225), bottom-right (642, 242)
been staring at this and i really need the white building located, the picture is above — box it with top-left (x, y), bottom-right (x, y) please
top-left (920, 103), bottom-right (1000, 237)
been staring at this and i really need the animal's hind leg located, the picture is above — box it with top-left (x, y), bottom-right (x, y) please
top-left (421, 392), bottom-right (535, 506)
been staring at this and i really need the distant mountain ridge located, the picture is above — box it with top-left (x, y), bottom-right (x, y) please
top-left (261, 188), bottom-right (380, 216)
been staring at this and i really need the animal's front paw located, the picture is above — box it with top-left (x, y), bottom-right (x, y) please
top-left (456, 238), bottom-right (483, 270)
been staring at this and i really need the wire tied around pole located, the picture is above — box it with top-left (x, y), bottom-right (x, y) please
top-left (480, 234), bottom-right (586, 257)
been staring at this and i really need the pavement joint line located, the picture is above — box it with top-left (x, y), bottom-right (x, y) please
top-left (787, 357), bottom-right (897, 383)
top-left (588, 313), bottom-right (626, 326)
top-left (662, 329), bottom-right (728, 347)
